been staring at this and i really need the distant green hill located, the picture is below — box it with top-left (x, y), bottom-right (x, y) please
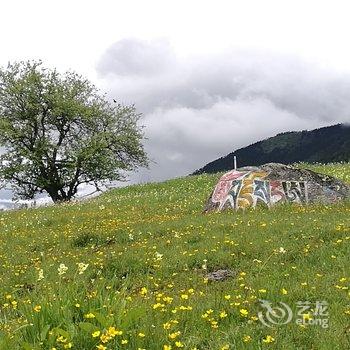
top-left (193, 123), bottom-right (350, 174)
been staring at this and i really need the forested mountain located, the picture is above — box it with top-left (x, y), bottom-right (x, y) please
top-left (193, 124), bottom-right (350, 174)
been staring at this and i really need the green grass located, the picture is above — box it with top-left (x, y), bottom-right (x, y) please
top-left (0, 163), bottom-right (349, 350)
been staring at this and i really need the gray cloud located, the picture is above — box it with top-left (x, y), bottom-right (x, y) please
top-left (97, 40), bottom-right (350, 182)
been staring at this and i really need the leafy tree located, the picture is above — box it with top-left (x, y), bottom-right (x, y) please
top-left (0, 60), bottom-right (148, 202)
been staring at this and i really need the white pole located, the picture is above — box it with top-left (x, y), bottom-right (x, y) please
top-left (233, 156), bottom-right (237, 170)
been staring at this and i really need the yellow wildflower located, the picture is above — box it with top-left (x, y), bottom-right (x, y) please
top-left (169, 331), bottom-right (181, 339)
top-left (303, 313), bottom-right (312, 321)
top-left (56, 336), bottom-right (66, 343)
top-left (243, 335), bottom-right (252, 342)
top-left (240, 308), bottom-right (248, 317)
top-left (163, 296), bottom-right (173, 304)
top-left (262, 335), bottom-right (275, 343)
top-left (153, 303), bottom-right (165, 309)
top-left (100, 334), bottom-right (111, 343)
top-left (219, 311), bottom-right (228, 318)
top-left (107, 326), bottom-right (122, 336)
top-left (33, 305), bottom-right (41, 312)
top-left (163, 322), bottom-right (171, 330)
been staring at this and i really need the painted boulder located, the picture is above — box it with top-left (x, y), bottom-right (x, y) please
top-left (204, 163), bottom-right (350, 212)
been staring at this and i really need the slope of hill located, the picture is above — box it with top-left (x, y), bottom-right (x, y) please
top-left (0, 163), bottom-right (349, 349)
top-left (193, 124), bottom-right (350, 175)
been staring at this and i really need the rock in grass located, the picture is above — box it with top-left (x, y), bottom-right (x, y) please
top-left (204, 163), bottom-right (350, 212)
top-left (206, 269), bottom-right (236, 281)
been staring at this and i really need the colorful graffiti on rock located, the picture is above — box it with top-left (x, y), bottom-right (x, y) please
top-left (211, 170), bottom-right (308, 210)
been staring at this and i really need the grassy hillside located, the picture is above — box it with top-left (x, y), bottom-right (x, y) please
top-left (0, 163), bottom-right (349, 350)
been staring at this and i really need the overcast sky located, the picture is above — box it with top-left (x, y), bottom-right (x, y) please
top-left (1, 0), bottom-right (350, 206)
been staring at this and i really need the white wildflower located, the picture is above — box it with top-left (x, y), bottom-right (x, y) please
top-left (77, 262), bottom-right (89, 275)
top-left (155, 252), bottom-right (163, 260)
top-left (37, 269), bottom-right (44, 281)
top-left (279, 247), bottom-right (286, 254)
top-left (58, 263), bottom-right (68, 276)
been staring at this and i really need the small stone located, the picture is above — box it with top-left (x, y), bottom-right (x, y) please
top-left (206, 269), bottom-right (236, 281)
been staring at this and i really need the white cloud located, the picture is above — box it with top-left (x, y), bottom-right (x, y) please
top-left (97, 38), bottom-right (176, 78)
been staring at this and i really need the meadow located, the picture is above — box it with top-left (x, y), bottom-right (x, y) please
top-left (0, 163), bottom-right (349, 350)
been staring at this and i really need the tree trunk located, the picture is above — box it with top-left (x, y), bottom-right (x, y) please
top-left (45, 187), bottom-right (69, 203)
